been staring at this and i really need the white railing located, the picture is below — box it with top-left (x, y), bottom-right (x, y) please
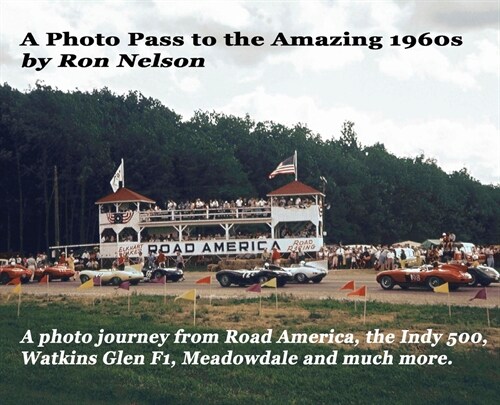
top-left (139, 206), bottom-right (272, 222)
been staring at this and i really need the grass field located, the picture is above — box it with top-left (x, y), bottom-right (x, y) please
top-left (0, 294), bottom-right (498, 405)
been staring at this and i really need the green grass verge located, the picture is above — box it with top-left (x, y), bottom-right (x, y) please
top-left (0, 296), bottom-right (498, 405)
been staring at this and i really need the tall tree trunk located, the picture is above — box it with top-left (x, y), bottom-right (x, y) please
top-left (15, 149), bottom-right (23, 252)
top-left (6, 209), bottom-right (11, 252)
top-left (43, 149), bottom-right (51, 250)
top-left (69, 178), bottom-right (78, 244)
top-left (79, 178), bottom-right (86, 243)
top-left (54, 166), bottom-right (60, 247)
top-left (64, 178), bottom-right (69, 244)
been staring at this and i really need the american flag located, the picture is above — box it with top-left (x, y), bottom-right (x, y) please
top-left (268, 154), bottom-right (296, 179)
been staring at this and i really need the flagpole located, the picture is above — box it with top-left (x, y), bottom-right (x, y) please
top-left (275, 284), bottom-right (278, 310)
top-left (486, 307), bottom-right (490, 327)
top-left (193, 289), bottom-right (197, 326)
top-left (209, 279), bottom-right (212, 306)
top-left (121, 158), bottom-right (125, 188)
top-left (363, 294), bottom-right (367, 325)
top-left (448, 293), bottom-right (451, 319)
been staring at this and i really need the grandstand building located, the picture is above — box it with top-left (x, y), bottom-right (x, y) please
top-left (95, 181), bottom-right (325, 259)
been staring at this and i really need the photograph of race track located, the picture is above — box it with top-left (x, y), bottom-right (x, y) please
top-left (1, 1), bottom-right (499, 404)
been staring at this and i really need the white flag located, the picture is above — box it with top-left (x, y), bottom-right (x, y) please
top-left (110, 160), bottom-right (124, 192)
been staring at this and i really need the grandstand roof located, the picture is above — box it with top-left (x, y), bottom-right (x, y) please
top-left (95, 187), bottom-right (155, 204)
top-left (267, 181), bottom-right (324, 197)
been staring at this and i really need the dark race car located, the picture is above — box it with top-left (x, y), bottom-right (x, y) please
top-left (142, 265), bottom-right (184, 283)
top-left (376, 263), bottom-right (472, 291)
top-left (216, 267), bottom-right (291, 287)
top-left (466, 265), bottom-right (500, 287)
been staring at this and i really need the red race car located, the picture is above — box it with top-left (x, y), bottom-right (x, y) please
top-left (34, 265), bottom-right (75, 282)
top-left (0, 264), bottom-right (33, 284)
top-left (376, 263), bottom-right (472, 291)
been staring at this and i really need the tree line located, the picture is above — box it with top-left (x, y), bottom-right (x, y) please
top-left (1, 82), bottom-right (498, 254)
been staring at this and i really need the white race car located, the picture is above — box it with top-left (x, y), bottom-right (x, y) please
top-left (281, 260), bottom-right (329, 284)
top-left (79, 266), bottom-right (144, 286)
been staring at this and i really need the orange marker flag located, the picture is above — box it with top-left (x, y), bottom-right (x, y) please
top-left (196, 275), bottom-right (212, 305)
top-left (196, 276), bottom-right (211, 284)
top-left (347, 286), bottom-right (366, 297)
top-left (39, 274), bottom-right (50, 297)
top-left (347, 285), bottom-right (367, 324)
top-left (340, 280), bottom-right (355, 290)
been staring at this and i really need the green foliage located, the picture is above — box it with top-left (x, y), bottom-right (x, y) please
top-left (0, 84), bottom-right (499, 253)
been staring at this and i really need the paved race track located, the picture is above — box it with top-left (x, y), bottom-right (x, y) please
top-left (2, 269), bottom-right (498, 308)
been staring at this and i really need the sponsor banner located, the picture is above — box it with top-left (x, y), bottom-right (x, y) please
top-left (99, 238), bottom-right (323, 258)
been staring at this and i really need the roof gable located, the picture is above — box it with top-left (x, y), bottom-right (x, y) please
top-left (267, 181), bottom-right (323, 197)
top-left (95, 187), bottom-right (155, 204)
